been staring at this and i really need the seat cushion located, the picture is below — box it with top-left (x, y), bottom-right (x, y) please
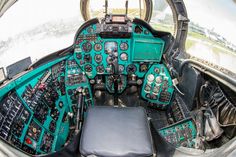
top-left (80, 106), bottom-right (153, 157)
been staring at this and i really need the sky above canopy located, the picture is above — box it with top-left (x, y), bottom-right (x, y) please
top-left (0, 0), bottom-right (235, 44)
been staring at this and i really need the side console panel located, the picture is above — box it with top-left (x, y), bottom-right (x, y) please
top-left (0, 55), bottom-right (93, 155)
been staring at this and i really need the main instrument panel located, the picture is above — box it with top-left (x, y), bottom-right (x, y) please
top-left (74, 20), bottom-right (165, 79)
top-left (74, 15), bottom-right (174, 105)
top-left (75, 38), bottom-right (158, 77)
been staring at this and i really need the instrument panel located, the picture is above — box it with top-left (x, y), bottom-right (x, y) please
top-left (73, 16), bottom-right (174, 106)
top-left (74, 23), bottom-right (165, 79)
top-left (159, 119), bottom-right (196, 148)
top-left (141, 64), bottom-right (174, 108)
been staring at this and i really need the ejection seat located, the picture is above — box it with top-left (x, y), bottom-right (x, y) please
top-left (79, 106), bottom-right (154, 157)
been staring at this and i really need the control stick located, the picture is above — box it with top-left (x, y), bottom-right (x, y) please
top-left (75, 87), bottom-right (85, 133)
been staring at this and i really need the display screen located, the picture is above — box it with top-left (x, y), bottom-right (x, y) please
top-left (132, 40), bottom-right (164, 62)
top-left (112, 16), bottom-right (125, 23)
top-left (105, 42), bottom-right (118, 54)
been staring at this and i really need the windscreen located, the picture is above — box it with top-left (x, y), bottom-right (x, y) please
top-left (0, 0), bottom-right (83, 68)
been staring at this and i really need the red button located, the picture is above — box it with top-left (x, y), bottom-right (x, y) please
top-left (25, 138), bottom-right (32, 145)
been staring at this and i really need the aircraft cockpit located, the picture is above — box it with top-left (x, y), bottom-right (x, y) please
top-left (0, 0), bottom-right (236, 157)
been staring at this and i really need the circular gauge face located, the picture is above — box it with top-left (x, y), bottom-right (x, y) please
top-left (120, 52), bottom-right (128, 61)
top-left (147, 74), bottom-right (155, 82)
top-left (94, 43), bottom-right (102, 51)
top-left (120, 42), bottom-right (128, 51)
top-left (87, 26), bottom-right (94, 34)
top-left (119, 65), bottom-right (125, 73)
top-left (84, 64), bottom-right (93, 72)
top-left (82, 42), bottom-right (92, 53)
top-left (96, 65), bottom-right (105, 74)
top-left (95, 54), bottom-right (103, 63)
top-left (155, 76), bottom-right (162, 84)
top-left (126, 64), bottom-right (137, 74)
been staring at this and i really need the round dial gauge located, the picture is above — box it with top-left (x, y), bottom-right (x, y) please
top-left (126, 64), bottom-right (137, 74)
top-left (120, 42), bottom-right (128, 51)
top-left (155, 76), bottom-right (162, 84)
top-left (96, 65), bottom-right (105, 74)
top-left (120, 53), bottom-right (128, 61)
top-left (147, 74), bottom-right (155, 82)
top-left (84, 64), bottom-right (93, 72)
top-left (95, 54), bottom-right (103, 63)
top-left (94, 43), bottom-right (102, 51)
top-left (82, 42), bottom-right (92, 53)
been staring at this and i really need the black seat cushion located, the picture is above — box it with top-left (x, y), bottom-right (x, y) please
top-left (79, 106), bottom-right (153, 157)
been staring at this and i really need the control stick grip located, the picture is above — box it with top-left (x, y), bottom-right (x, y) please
top-left (76, 88), bottom-right (85, 132)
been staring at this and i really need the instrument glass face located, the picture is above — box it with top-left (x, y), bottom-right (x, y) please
top-left (120, 42), bottom-right (128, 51)
top-left (105, 42), bottom-right (118, 54)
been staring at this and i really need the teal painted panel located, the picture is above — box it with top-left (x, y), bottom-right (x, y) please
top-left (141, 64), bottom-right (174, 109)
top-left (74, 23), bottom-right (165, 79)
top-left (159, 120), bottom-right (197, 148)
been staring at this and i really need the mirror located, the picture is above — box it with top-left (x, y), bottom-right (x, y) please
top-left (0, 67), bottom-right (6, 84)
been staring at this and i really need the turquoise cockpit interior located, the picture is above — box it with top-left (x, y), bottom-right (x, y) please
top-left (0, 14), bottom-right (195, 156)
top-left (0, 0), bottom-right (236, 157)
